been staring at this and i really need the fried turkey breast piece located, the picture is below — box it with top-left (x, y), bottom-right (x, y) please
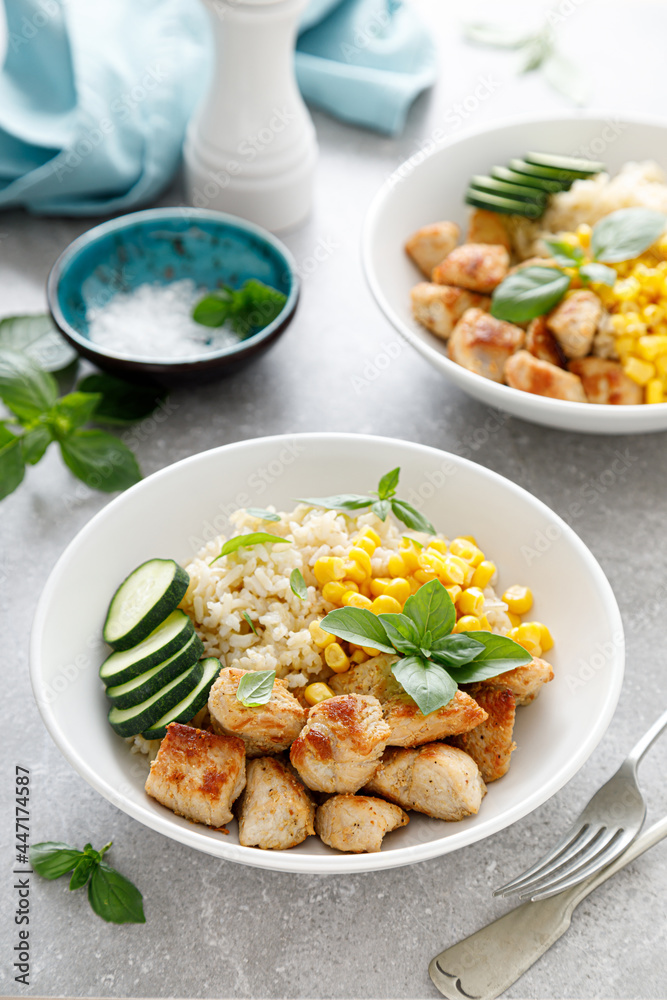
top-left (208, 666), bottom-right (306, 757)
top-left (237, 757), bottom-right (315, 850)
top-left (315, 794), bottom-right (409, 853)
top-left (450, 685), bottom-right (516, 782)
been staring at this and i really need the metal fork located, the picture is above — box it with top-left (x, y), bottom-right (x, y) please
top-left (493, 705), bottom-right (667, 901)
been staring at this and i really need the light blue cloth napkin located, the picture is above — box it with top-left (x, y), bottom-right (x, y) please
top-left (0, 0), bottom-right (436, 216)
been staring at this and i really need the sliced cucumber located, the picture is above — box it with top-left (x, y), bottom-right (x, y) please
top-left (465, 189), bottom-right (544, 219)
top-left (106, 633), bottom-right (204, 709)
top-left (508, 159), bottom-right (578, 188)
top-left (99, 610), bottom-right (194, 686)
top-left (524, 151), bottom-right (605, 175)
top-left (103, 558), bottom-right (190, 651)
top-left (491, 165), bottom-right (561, 193)
top-left (470, 175), bottom-right (547, 203)
top-left (108, 660), bottom-right (204, 738)
top-left (141, 658), bottom-right (221, 740)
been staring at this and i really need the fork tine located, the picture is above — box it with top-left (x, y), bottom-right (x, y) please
top-left (507, 826), bottom-right (611, 897)
top-left (493, 823), bottom-right (597, 897)
top-left (525, 827), bottom-right (632, 900)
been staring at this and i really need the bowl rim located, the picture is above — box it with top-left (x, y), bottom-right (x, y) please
top-left (29, 432), bottom-right (625, 874)
top-left (46, 207), bottom-right (300, 369)
top-left (361, 109), bottom-right (667, 420)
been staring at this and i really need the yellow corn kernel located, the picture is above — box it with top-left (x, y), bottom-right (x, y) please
top-left (507, 611), bottom-right (522, 628)
top-left (453, 615), bottom-right (481, 633)
top-left (509, 623), bottom-right (542, 657)
top-left (313, 556), bottom-right (346, 586)
top-left (576, 223), bottom-right (591, 248)
top-left (502, 585), bottom-right (533, 615)
top-left (472, 560), bottom-right (496, 589)
top-left (636, 335), bottom-right (667, 361)
top-left (614, 335), bottom-right (636, 358)
top-left (656, 354), bottom-right (667, 377)
top-left (531, 622), bottom-right (554, 652)
top-left (321, 581), bottom-right (347, 605)
top-left (439, 555), bottom-right (468, 586)
top-left (427, 538), bottom-right (448, 554)
top-left (344, 561), bottom-right (367, 585)
top-left (459, 535), bottom-right (478, 545)
top-left (341, 591), bottom-right (373, 610)
top-left (359, 580), bottom-right (373, 599)
top-left (646, 378), bottom-right (664, 404)
top-left (348, 547), bottom-right (372, 576)
top-left (370, 577), bottom-right (391, 597)
top-left (383, 577), bottom-right (411, 604)
top-left (325, 642), bottom-right (350, 673)
top-left (398, 548), bottom-right (420, 573)
top-left (308, 619), bottom-right (336, 648)
top-left (371, 594), bottom-right (403, 615)
top-left (387, 552), bottom-right (407, 577)
top-left (408, 576), bottom-right (422, 594)
top-left (350, 649), bottom-right (369, 664)
top-left (360, 526), bottom-right (382, 547)
top-left (624, 355), bottom-right (655, 385)
top-left (304, 682), bottom-right (334, 706)
top-left (457, 586), bottom-right (485, 617)
top-left (362, 645), bottom-right (382, 657)
top-left (450, 537), bottom-right (484, 566)
top-left (354, 535), bottom-right (376, 556)
top-left (478, 614), bottom-right (492, 632)
top-left (341, 580), bottom-right (360, 594)
top-left (418, 549), bottom-right (446, 574)
top-left (444, 584), bottom-right (462, 604)
top-left (414, 568), bottom-right (437, 584)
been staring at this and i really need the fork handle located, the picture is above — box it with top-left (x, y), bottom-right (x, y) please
top-left (625, 705), bottom-right (667, 769)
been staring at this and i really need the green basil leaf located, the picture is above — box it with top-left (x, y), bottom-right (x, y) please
top-left (229, 279), bottom-right (287, 336)
top-left (377, 467), bottom-right (400, 499)
top-left (0, 314), bottom-right (77, 374)
top-left (87, 861), bottom-right (145, 924)
top-left (542, 51), bottom-right (591, 106)
top-left (463, 21), bottom-right (534, 49)
top-left (542, 238), bottom-right (585, 266)
top-left (429, 632), bottom-right (486, 667)
top-left (591, 208), bottom-right (666, 263)
top-left (491, 266), bottom-right (571, 323)
top-left (59, 430), bottom-right (142, 493)
top-left (579, 262), bottom-right (617, 286)
top-left (390, 498), bottom-right (435, 534)
top-left (77, 374), bottom-right (166, 425)
top-left (30, 842), bottom-right (83, 880)
top-left (319, 607), bottom-right (395, 654)
top-left (211, 532), bottom-right (291, 564)
top-left (0, 347), bottom-right (58, 421)
top-left (20, 425), bottom-right (52, 465)
top-left (391, 656), bottom-right (458, 715)
top-left (290, 568), bottom-right (307, 600)
top-left (298, 493), bottom-right (373, 512)
top-left (518, 33), bottom-right (551, 74)
top-left (377, 613), bottom-right (423, 656)
top-left (242, 611), bottom-right (258, 635)
top-left (245, 507), bottom-right (281, 522)
top-left (192, 293), bottom-right (230, 328)
top-left (69, 855), bottom-right (97, 891)
top-left (447, 631), bottom-right (532, 683)
top-left (236, 669), bottom-right (276, 707)
top-left (48, 391), bottom-right (102, 436)
top-left (0, 425), bottom-right (26, 500)
top-left (371, 498), bottom-right (391, 520)
top-left (402, 579), bottom-right (456, 645)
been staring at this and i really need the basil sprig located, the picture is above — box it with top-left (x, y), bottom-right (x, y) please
top-left (30, 840), bottom-right (145, 924)
top-left (192, 279), bottom-right (287, 337)
top-left (211, 532), bottom-right (291, 565)
top-left (299, 467), bottom-right (435, 534)
top-left (321, 579), bottom-right (530, 715)
top-left (0, 336), bottom-right (167, 502)
top-left (236, 669), bottom-right (276, 707)
top-left (491, 207), bottom-right (666, 324)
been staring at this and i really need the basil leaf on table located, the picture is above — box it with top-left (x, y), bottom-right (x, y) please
top-left (320, 607), bottom-right (395, 654)
top-left (77, 373), bottom-right (166, 425)
top-left (0, 314), bottom-right (77, 374)
top-left (29, 842), bottom-right (83, 880)
top-left (391, 655), bottom-right (459, 717)
top-left (590, 208), bottom-right (666, 263)
top-left (290, 568), bottom-right (308, 600)
top-left (491, 267), bottom-right (571, 324)
top-left (59, 429), bottom-right (142, 492)
top-left (542, 50), bottom-right (591, 106)
top-left (48, 391), bottom-right (102, 435)
top-left (462, 22), bottom-right (533, 48)
top-left (236, 669), bottom-right (276, 707)
top-left (87, 862), bottom-right (146, 924)
top-left (211, 532), bottom-right (291, 564)
top-left (69, 855), bottom-right (98, 891)
top-left (579, 262), bottom-right (617, 286)
top-left (0, 348), bottom-right (58, 421)
top-left (20, 425), bottom-right (52, 466)
top-left (0, 425), bottom-right (25, 500)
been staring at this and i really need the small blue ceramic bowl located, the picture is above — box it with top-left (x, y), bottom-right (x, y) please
top-left (47, 208), bottom-right (299, 385)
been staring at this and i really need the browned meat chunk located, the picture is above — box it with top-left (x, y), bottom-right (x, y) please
top-left (208, 667), bottom-right (306, 757)
top-left (433, 244), bottom-right (510, 293)
top-left (525, 315), bottom-right (567, 368)
top-left (237, 757), bottom-right (315, 850)
top-left (569, 357), bottom-right (643, 404)
top-left (449, 686), bottom-right (516, 783)
top-left (411, 283), bottom-right (491, 341)
top-left (484, 656), bottom-right (554, 706)
top-left (449, 308), bottom-right (525, 382)
top-left (466, 209), bottom-right (511, 251)
top-left (546, 290), bottom-right (602, 359)
top-left (505, 350), bottom-right (588, 402)
top-left (315, 794), bottom-right (409, 853)
top-left (405, 221), bottom-right (460, 276)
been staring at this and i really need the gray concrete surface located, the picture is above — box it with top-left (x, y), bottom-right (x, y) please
top-left (2, 2), bottom-right (667, 997)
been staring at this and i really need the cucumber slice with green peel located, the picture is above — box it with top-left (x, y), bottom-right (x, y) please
top-left (524, 152), bottom-right (605, 175)
top-left (105, 632), bottom-right (204, 709)
top-left (108, 660), bottom-right (204, 738)
top-left (141, 658), bottom-right (221, 740)
top-left (465, 189), bottom-right (545, 219)
top-left (491, 165), bottom-right (564, 194)
top-left (470, 175), bottom-right (548, 203)
top-left (103, 558), bottom-right (190, 651)
top-left (99, 610), bottom-right (194, 687)
top-left (508, 159), bottom-right (581, 187)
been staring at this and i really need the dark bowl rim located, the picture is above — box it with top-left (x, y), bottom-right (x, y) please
top-left (46, 207), bottom-right (300, 371)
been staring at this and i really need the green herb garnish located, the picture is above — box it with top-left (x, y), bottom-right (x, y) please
top-left (243, 611), bottom-right (258, 635)
top-left (491, 208), bottom-right (666, 324)
top-left (321, 579), bottom-right (530, 715)
top-left (30, 840), bottom-right (145, 924)
top-left (0, 330), bottom-right (166, 502)
top-left (299, 467), bottom-right (435, 534)
top-left (235, 669), bottom-right (276, 707)
top-left (245, 507), bottom-right (281, 522)
top-left (290, 568), bottom-right (308, 600)
top-left (192, 279), bottom-right (287, 337)
top-left (210, 532), bottom-right (291, 565)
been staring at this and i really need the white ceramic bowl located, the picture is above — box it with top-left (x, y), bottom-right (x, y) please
top-left (363, 113), bottom-right (667, 434)
top-left (31, 434), bottom-right (624, 873)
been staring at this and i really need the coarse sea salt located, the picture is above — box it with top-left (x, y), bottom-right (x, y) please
top-left (86, 279), bottom-right (239, 360)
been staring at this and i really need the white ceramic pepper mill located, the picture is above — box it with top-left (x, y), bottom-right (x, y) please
top-left (184, 0), bottom-right (318, 232)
